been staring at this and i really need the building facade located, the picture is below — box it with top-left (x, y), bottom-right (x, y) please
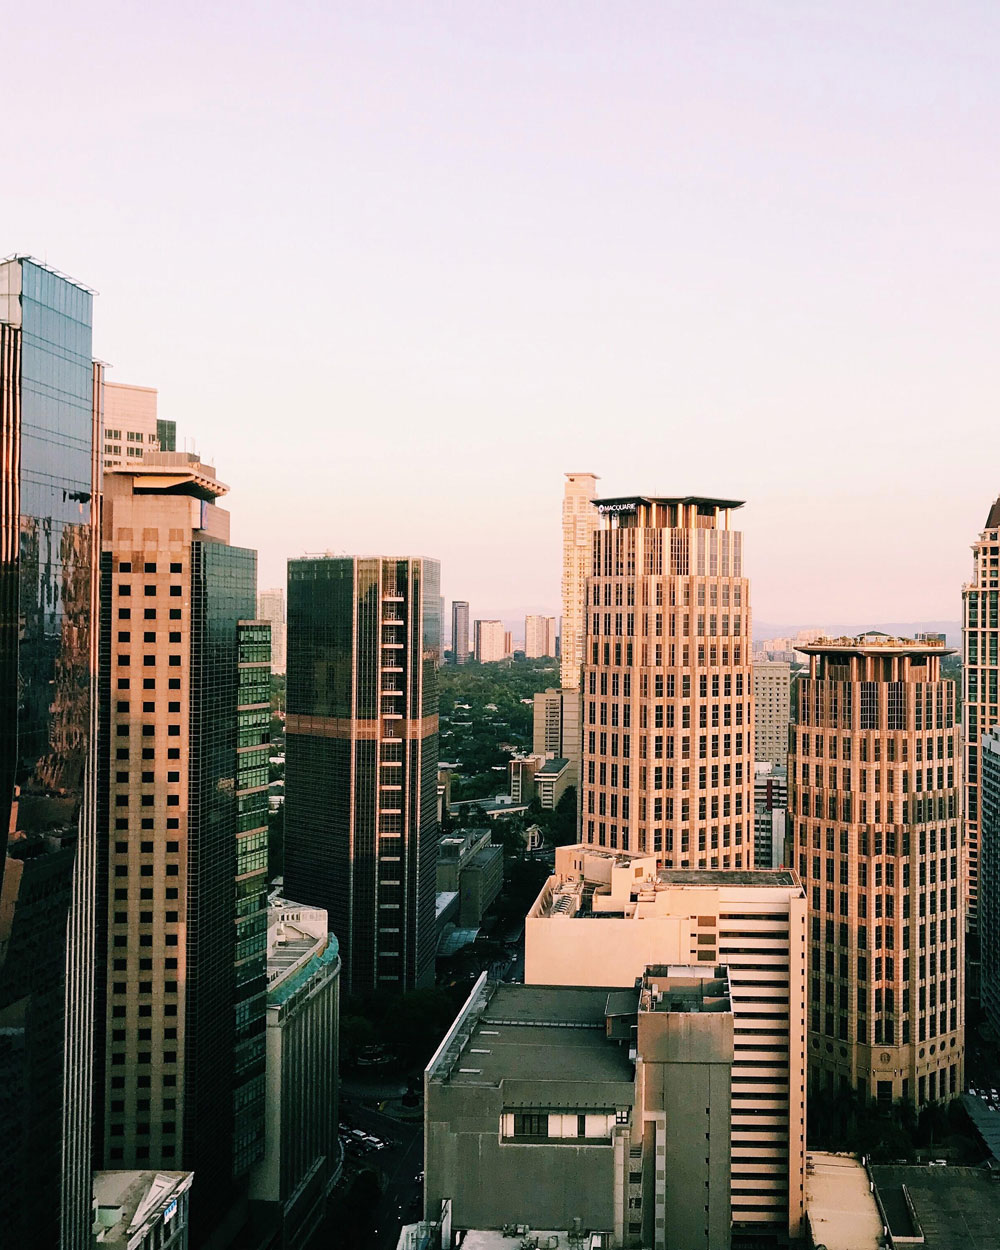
top-left (258, 586), bottom-right (287, 674)
top-left (963, 502), bottom-right (1000, 928)
top-left (524, 846), bottom-right (807, 1244)
top-left (561, 472), bottom-right (599, 690)
top-left (753, 659), bottom-right (790, 770)
top-left (754, 763), bottom-right (788, 870)
top-left (524, 614), bottom-right (557, 659)
top-left (473, 620), bottom-right (505, 664)
top-left (789, 636), bottom-right (964, 1107)
top-left (580, 496), bottom-right (754, 868)
top-left (0, 256), bottom-right (101, 1250)
top-left (103, 382), bottom-right (160, 469)
top-left (450, 601), bottom-right (469, 665)
top-left (92, 1170), bottom-right (194, 1250)
top-left (250, 896), bottom-right (341, 1250)
top-left (95, 454), bottom-right (270, 1245)
top-left (977, 728), bottom-right (1000, 1044)
top-left (284, 555), bottom-right (440, 993)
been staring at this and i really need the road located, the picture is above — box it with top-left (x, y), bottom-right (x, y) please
top-left (305, 1097), bottom-right (423, 1250)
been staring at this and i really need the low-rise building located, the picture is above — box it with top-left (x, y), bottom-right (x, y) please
top-left (425, 966), bottom-right (735, 1248)
top-left (249, 896), bottom-right (341, 1249)
top-left (753, 763), bottom-right (788, 870)
top-left (524, 845), bottom-right (807, 1245)
top-left (535, 756), bottom-right (571, 809)
top-left (437, 828), bottom-right (504, 928)
top-left (803, 1153), bottom-right (882, 1250)
top-left (92, 1171), bottom-right (194, 1250)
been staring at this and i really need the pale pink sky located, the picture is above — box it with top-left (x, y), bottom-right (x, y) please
top-left (5, 2), bottom-right (1000, 623)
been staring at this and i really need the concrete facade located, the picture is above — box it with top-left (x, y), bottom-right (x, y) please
top-left (436, 828), bottom-right (503, 928)
top-left (451, 601), bottom-right (470, 664)
top-left (525, 845), bottom-right (807, 1243)
top-left (789, 635), bottom-right (964, 1108)
top-left (474, 620), bottom-right (506, 663)
top-left (561, 472), bottom-right (600, 690)
top-left (425, 968), bottom-right (736, 1250)
top-left (93, 1170), bottom-right (193, 1250)
top-left (525, 615), bottom-right (557, 659)
top-left (753, 660), bottom-right (790, 769)
top-left (579, 497), bottom-right (754, 869)
top-left (103, 381), bottom-right (160, 469)
top-left (258, 587), bottom-right (287, 674)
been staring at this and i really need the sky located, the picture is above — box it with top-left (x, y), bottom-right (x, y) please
top-left (5, 1), bottom-right (1000, 625)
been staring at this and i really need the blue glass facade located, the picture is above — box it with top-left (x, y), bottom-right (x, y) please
top-left (0, 258), bottom-right (98, 1250)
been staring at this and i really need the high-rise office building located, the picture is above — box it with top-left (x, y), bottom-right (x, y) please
top-left (561, 472), bottom-right (599, 690)
top-left (789, 635), bottom-right (964, 1107)
top-left (450, 600), bottom-right (469, 665)
top-left (258, 586), bottom-right (287, 674)
top-left (525, 845), bottom-right (807, 1244)
top-left (285, 555), bottom-right (440, 993)
top-left (980, 729), bottom-right (1000, 1044)
top-left (0, 256), bottom-right (101, 1250)
top-left (524, 614), bottom-right (557, 658)
top-left (95, 453), bottom-right (271, 1245)
top-left (580, 495), bottom-right (754, 867)
top-left (753, 659), bottom-right (790, 769)
top-left (473, 619), bottom-right (505, 663)
top-left (102, 382), bottom-right (159, 469)
top-left (963, 501), bottom-right (1000, 929)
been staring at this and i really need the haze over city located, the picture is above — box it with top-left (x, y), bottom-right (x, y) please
top-left (5, 1), bottom-right (1000, 621)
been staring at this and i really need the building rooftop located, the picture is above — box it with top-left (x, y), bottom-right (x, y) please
top-left (92, 1170), bottom-right (193, 1246)
top-left (870, 1164), bottom-right (1000, 1249)
top-left (797, 633), bottom-right (955, 657)
top-left (659, 868), bottom-right (798, 888)
top-left (640, 966), bottom-right (732, 1014)
top-left (427, 978), bottom-right (635, 1089)
top-left (536, 757), bottom-right (569, 775)
top-left (804, 1153), bottom-right (882, 1250)
top-left (594, 494), bottom-right (744, 513)
top-left (109, 451), bottom-right (227, 499)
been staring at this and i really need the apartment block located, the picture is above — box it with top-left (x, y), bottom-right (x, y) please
top-left (753, 659), bottom-right (790, 769)
top-left (789, 635), bottom-right (964, 1107)
top-left (258, 586), bottom-right (287, 674)
top-left (0, 256), bottom-right (102, 1250)
top-left (426, 965), bottom-right (735, 1249)
top-left (95, 454), bottom-right (270, 1244)
top-left (285, 555), bottom-right (440, 993)
top-left (525, 845), bottom-right (807, 1243)
top-left (561, 472), bottom-right (600, 689)
top-left (580, 496), bottom-right (754, 868)
top-left (474, 620), bottom-right (506, 664)
top-left (963, 501), bottom-right (1000, 928)
top-left (103, 381), bottom-right (160, 468)
top-left (525, 614), bottom-right (557, 659)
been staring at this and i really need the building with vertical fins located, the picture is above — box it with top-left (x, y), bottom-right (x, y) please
top-left (962, 499), bottom-right (1000, 931)
top-left (579, 496), bottom-right (754, 867)
top-left (284, 555), bottom-right (440, 993)
top-left (561, 472), bottom-right (600, 690)
top-left (789, 635), bottom-right (964, 1107)
top-left (450, 600), bottom-right (469, 665)
top-left (0, 255), bottom-right (101, 1250)
top-left (980, 729), bottom-right (1000, 1046)
top-left (95, 452), bottom-right (270, 1247)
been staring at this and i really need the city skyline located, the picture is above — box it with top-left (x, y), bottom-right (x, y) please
top-left (5, 4), bottom-right (1000, 623)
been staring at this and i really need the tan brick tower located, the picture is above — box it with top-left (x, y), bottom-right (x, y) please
top-left (579, 495), bottom-right (754, 866)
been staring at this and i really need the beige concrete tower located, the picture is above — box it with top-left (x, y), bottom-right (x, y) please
top-left (789, 635), bottom-right (964, 1108)
top-left (561, 472), bottom-right (600, 689)
top-left (962, 498), bottom-right (1000, 930)
top-left (754, 659), bottom-right (790, 769)
top-left (580, 496), bottom-right (754, 866)
top-left (102, 381), bottom-right (159, 468)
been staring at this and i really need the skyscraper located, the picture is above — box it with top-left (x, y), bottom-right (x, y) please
top-left (102, 381), bottom-right (159, 469)
top-left (450, 600), bottom-right (469, 665)
top-left (789, 635), bottom-right (964, 1106)
top-left (95, 453), bottom-right (270, 1245)
top-left (979, 729), bottom-right (1000, 1044)
top-left (560, 472), bottom-right (599, 689)
top-left (285, 555), bottom-right (440, 993)
top-left (524, 614), bottom-right (557, 658)
top-left (258, 586), bottom-right (287, 674)
top-left (580, 495), bottom-right (754, 867)
top-left (753, 658), bottom-right (790, 769)
top-left (0, 255), bottom-right (101, 1250)
top-left (962, 501), bottom-right (1000, 929)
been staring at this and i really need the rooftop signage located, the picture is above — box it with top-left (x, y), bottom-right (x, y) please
top-left (597, 501), bottom-right (637, 514)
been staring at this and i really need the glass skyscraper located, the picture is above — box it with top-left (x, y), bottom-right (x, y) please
top-left (285, 556), bottom-right (440, 992)
top-left (0, 256), bottom-right (101, 1250)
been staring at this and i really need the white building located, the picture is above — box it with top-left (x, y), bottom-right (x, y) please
top-left (524, 614), bottom-right (557, 659)
top-left (258, 587), bottom-right (287, 675)
top-left (474, 620), bottom-right (506, 663)
top-left (103, 382), bottom-right (160, 468)
top-left (250, 895), bottom-right (341, 1249)
top-left (753, 659), bottom-right (790, 769)
top-left (92, 1170), bottom-right (193, 1250)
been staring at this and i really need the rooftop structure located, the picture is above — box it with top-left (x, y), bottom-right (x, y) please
top-left (92, 1170), bottom-right (193, 1249)
top-left (803, 1154), bottom-right (882, 1250)
top-left (869, 1164), bottom-right (1000, 1249)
